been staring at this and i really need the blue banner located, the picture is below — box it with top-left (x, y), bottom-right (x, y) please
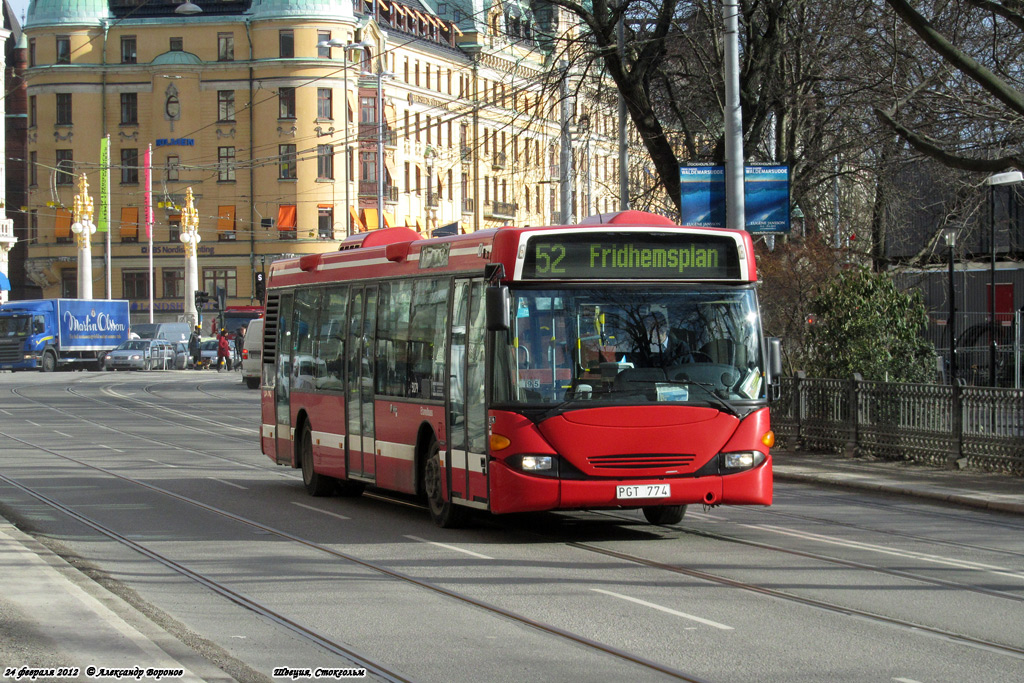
top-left (679, 164), bottom-right (791, 234)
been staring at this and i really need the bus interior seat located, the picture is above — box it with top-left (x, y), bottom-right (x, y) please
top-left (700, 338), bottom-right (735, 365)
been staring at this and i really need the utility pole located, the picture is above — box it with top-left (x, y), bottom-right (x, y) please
top-left (723, 0), bottom-right (745, 231)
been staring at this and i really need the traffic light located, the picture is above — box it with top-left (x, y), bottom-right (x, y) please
top-left (254, 272), bottom-right (265, 302)
top-left (194, 290), bottom-right (210, 309)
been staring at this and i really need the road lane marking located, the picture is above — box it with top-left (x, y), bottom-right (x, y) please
top-left (404, 535), bottom-right (494, 559)
top-left (591, 589), bottom-right (734, 630)
top-left (53, 431), bottom-right (74, 438)
top-left (147, 459), bottom-right (175, 467)
top-left (292, 502), bottom-right (350, 520)
top-left (746, 524), bottom-right (1024, 580)
top-left (99, 445), bottom-right (125, 453)
top-left (26, 421), bottom-right (40, 427)
top-left (207, 477), bottom-right (248, 490)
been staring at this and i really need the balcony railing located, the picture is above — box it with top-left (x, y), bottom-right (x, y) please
top-left (492, 151), bottom-right (506, 170)
top-left (485, 200), bottom-right (517, 219)
top-left (462, 197), bottom-right (475, 214)
top-left (427, 192), bottom-right (440, 208)
top-left (460, 145), bottom-right (473, 162)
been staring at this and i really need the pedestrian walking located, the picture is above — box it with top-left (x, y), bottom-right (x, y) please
top-left (188, 325), bottom-right (202, 369)
top-left (234, 326), bottom-right (246, 372)
top-left (217, 328), bottom-right (231, 371)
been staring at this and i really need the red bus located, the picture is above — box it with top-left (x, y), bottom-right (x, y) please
top-left (214, 305), bottom-right (264, 338)
top-left (259, 211), bottom-right (781, 527)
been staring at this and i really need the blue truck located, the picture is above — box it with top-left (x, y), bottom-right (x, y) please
top-left (0, 299), bottom-right (131, 372)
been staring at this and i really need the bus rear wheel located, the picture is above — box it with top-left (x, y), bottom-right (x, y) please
top-left (642, 505), bottom-right (686, 525)
top-left (424, 440), bottom-right (466, 528)
top-left (300, 423), bottom-right (334, 496)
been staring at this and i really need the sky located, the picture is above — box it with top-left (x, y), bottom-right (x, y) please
top-left (8, 0), bottom-right (28, 28)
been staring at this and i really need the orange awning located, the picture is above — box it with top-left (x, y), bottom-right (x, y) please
top-left (217, 205), bottom-right (236, 232)
top-left (415, 217), bottom-right (424, 232)
top-left (362, 208), bottom-right (379, 231)
top-left (349, 206), bottom-right (365, 232)
top-left (383, 212), bottom-right (394, 229)
top-left (55, 208), bottom-right (72, 238)
top-left (276, 204), bottom-right (296, 230)
top-left (347, 90), bottom-right (358, 120)
top-left (120, 207), bottom-right (139, 238)
top-left (383, 157), bottom-right (397, 180)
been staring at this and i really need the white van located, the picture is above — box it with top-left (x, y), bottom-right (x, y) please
top-left (241, 317), bottom-right (263, 389)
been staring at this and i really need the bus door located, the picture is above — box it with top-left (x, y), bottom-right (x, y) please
top-left (346, 284), bottom-right (377, 480)
top-left (273, 293), bottom-right (295, 465)
top-left (447, 278), bottom-right (489, 506)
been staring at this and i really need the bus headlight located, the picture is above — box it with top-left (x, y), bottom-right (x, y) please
top-left (522, 455), bottom-right (553, 471)
top-left (720, 451), bottom-right (765, 471)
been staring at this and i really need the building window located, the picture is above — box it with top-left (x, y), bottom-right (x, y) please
top-left (202, 268), bottom-right (237, 299)
top-left (279, 87), bottom-right (296, 119)
top-left (317, 88), bottom-right (333, 120)
top-left (168, 217), bottom-right (181, 242)
top-left (318, 30), bottom-right (331, 58)
top-left (317, 145), bottom-right (334, 180)
top-left (55, 93), bottom-right (72, 125)
top-left (121, 148), bottom-right (139, 185)
top-left (360, 95), bottom-right (376, 123)
top-left (122, 270), bottom-right (148, 300)
top-left (28, 38), bottom-right (35, 67)
top-left (360, 151), bottom-right (376, 183)
top-left (218, 90), bottom-right (235, 122)
top-left (29, 152), bottom-right (37, 186)
top-left (166, 155), bottom-right (179, 182)
top-left (279, 144), bottom-right (297, 180)
top-left (29, 210), bottom-right (38, 242)
top-left (56, 36), bottom-right (70, 64)
top-left (55, 150), bottom-right (74, 185)
top-left (162, 268), bottom-right (184, 299)
top-left (218, 146), bottom-right (236, 182)
top-left (28, 95), bottom-right (36, 128)
top-left (120, 93), bottom-right (138, 125)
top-left (218, 33), bottom-right (234, 61)
top-left (279, 30), bottom-right (294, 58)
top-left (121, 36), bottom-right (136, 64)
top-left (318, 207), bottom-right (333, 239)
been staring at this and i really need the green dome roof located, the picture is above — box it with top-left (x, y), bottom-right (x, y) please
top-left (247, 0), bottom-right (353, 21)
top-left (151, 50), bottom-right (203, 66)
top-left (25, 0), bottom-right (112, 29)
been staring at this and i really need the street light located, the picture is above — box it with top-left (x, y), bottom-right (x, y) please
top-left (983, 171), bottom-right (1023, 386)
top-left (179, 187), bottom-right (202, 327)
top-left (318, 39), bottom-right (372, 238)
top-left (175, 1), bottom-right (202, 15)
top-left (70, 173), bottom-right (96, 300)
top-left (943, 228), bottom-right (957, 385)
top-left (362, 65), bottom-right (395, 232)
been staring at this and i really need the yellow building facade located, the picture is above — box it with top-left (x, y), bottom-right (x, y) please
top-left (22, 0), bottom-right (623, 323)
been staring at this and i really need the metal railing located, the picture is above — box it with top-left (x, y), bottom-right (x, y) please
top-left (772, 373), bottom-right (1024, 474)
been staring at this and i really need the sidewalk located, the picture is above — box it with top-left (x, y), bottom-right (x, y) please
top-left (0, 521), bottom-right (236, 683)
top-left (772, 450), bottom-right (1024, 515)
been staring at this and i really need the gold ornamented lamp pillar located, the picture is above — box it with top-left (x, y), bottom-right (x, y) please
top-left (70, 174), bottom-right (96, 299)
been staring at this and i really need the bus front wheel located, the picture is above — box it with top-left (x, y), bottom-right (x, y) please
top-left (424, 440), bottom-right (466, 528)
top-left (300, 423), bottom-right (334, 497)
top-left (642, 505), bottom-right (686, 525)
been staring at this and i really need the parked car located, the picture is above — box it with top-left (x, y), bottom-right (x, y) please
top-left (199, 338), bottom-right (240, 370)
top-left (241, 318), bottom-right (264, 388)
top-left (104, 339), bottom-right (177, 371)
top-left (171, 341), bottom-right (190, 369)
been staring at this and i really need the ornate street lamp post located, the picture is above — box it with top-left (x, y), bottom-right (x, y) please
top-left (70, 174), bottom-right (96, 300)
top-left (983, 171), bottom-right (1023, 387)
top-left (179, 187), bottom-right (201, 327)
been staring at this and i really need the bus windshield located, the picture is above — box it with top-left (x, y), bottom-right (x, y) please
top-left (492, 287), bottom-right (766, 410)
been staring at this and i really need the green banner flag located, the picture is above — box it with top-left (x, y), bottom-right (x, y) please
top-left (97, 136), bottom-right (109, 232)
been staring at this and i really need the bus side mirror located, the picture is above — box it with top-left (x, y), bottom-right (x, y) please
top-left (486, 286), bottom-right (511, 332)
top-left (767, 337), bottom-right (783, 400)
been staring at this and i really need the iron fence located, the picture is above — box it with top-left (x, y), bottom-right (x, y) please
top-left (773, 373), bottom-right (1024, 474)
top-left (929, 310), bottom-right (1022, 387)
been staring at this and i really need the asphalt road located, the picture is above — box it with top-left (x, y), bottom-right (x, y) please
top-left (1, 371), bottom-right (1022, 682)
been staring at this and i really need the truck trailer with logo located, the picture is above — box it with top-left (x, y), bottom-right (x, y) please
top-left (0, 299), bottom-right (131, 371)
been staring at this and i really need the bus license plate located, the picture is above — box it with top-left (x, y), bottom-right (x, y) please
top-left (616, 484), bottom-right (670, 500)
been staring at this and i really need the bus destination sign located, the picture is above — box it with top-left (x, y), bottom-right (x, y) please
top-left (521, 232), bottom-right (742, 280)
